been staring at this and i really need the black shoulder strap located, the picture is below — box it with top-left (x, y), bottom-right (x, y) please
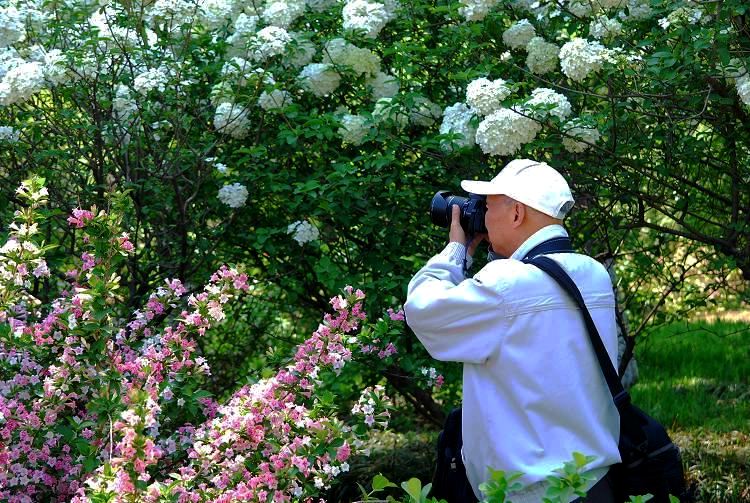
top-left (524, 255), bottom-right (631, 412)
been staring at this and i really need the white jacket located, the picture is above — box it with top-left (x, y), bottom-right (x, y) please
top-left (404, 225), bottom-right (621, 501)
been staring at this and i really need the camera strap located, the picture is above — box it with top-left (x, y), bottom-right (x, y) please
top-left (522, 236), bottom-right (573, 260)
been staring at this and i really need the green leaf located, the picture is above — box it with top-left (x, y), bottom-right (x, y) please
top-left (372, 473), bottom-right (397, 492)
top-left (401, 478), bottom-right (423, 502)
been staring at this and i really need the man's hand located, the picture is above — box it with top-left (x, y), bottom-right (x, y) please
top-left (449, 205), bottom-right (487, 257)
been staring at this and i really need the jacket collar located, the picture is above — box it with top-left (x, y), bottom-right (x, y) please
top-left (510, 224), bottom-right (569, 261)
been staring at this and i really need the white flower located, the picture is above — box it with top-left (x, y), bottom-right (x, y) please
top-left (525, 36), bottom-right (559, 75)
top-left (133, 67), bottom-right (169, 95)
top-left (217, 183), bottom-right (249, 208)
top-left (343, 0), bottom-right (390, 38)
top-left (0, 126), bottom-right (20, 142)
top-left (262, 0), bottom-right (306, 29)
top-left (249, 26), bottom-right (291, 62)
top-left (559, 38), bottom-right (606, 82)
top-left (213, 102), bottom-right (252, 138)
top-left (0, 47), bottom-right (23, 80)
top-left (197, 0), bottom-right (240, 30)
top-left (524, 88), bottom-right (572, 121)
top-left (372, 97), bottom-right (408, 128)
top-left (258, 89), bottom-right (293, 111)
top-left (42, 49), bottom-right (68, 86)
top-left (660, 7), bottom-right (703, 30)
top-left (226, 13), bottom-right (259, 53)
top-left (623, 0), bottom-right (652, 20)
top-left (589, 16), bottom-right (622, 40)
top-left (287, 220), bottom-right (319, 245)
top-left (338, 114), bottom-right (371, 145)
top-left (146, 0), bottom-right (197, 27)
top-left (475, 108), bottom-right (541, 156)
top-left (409, 96), bottom-right (442, 127)
top-left (0, 61), bottom-right (45, 106)
top-left (221, 57), bottom-right (274, 87)
top-left (466, 77), bottom-right (511, 116)
top-left (298, 63), bottom-right (341, 97)
top-left (567, 0), bottom-right (592, 18)
top-left (503, 20), bottom-right (536, 50)
top-left (0, 7), bottom-right (26, 49)
top-left (113, 84), bottom-right (138, 124)
top-left (458, 0), bottom-right (500, 21)
top-left (439, 102), bottom-right (477, 150)
top-left (736, 75), bottom-right (750, 107)
top-left (562, 119), bottom-right (600, 152)
top-left (366, 70), bottom-right (399, 100)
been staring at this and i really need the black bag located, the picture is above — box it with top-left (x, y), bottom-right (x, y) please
top-left (527, 256), bottom-right (689, 503)
top-left (431, 408), bottom-right (478, 503)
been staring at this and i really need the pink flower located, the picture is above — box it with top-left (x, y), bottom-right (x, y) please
top-left (67, 208), bottom-right (94, 228)
top-left (387, 308), bottom-right (405, 321)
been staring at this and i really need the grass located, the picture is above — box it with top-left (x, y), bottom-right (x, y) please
top-left (629, 320), bottom-right (750, 502)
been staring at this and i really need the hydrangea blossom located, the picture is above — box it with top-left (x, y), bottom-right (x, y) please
top-left (624, 0), bottom-right (652, 20)
top-left (559, 38), bottom-right (606, 82)
top-left (213, 102), bottom-right (252, 138)
top-left (524, 88), bottom-right (572, 121)
top-left (298, 63), bottom-right (341, 97)
top-left (262, 0), bottom-right (306, 29)
top-left (409, 96), bottom-right (442, 127)
top-left (366, 70), bottom-right (399, 99)
top-left (285, 32), bottom-right (317, 68)
top-left (562, 119), bottom-right (601, 152)
top-left (525, 36), bottom-right (559, 75)
top-left (658, 7), bottom-right (703, 30)
top-left (567, 0), bottom-right (592, 18)
top-left (146, 0), bottom-right (197, 28)
top-left (258, 89), bottom-right (293, 111)
top-left (589, 16), bottom-right (622, 40)
top-left (466, 77), bottom-right (511, 116)
top-left (287, 220), bottom-right (319, 245)
top-left (220, 57), bottom-right (274, 87)
top-left (342, 0), bottom-right (390, 38)
top-left (322, 38), bottom-right (381, 77)
top-left (458, 0), bottom-right (500, 21)
top-left (0, 125), bottom-right (20, 142)
top-left (0, 7), bottom-right (26, 49)
top-left (226, 13), bottom-right (259, 53)
top-left (249, 26), bottom-right (292, 62)
top-left (475, 108), bottom-right (541, 156)
top-left (439, 102), bottom-right (477, 151)
top-left (338, 113), bottom-right (371, 145)
top-left (503, 20), bottom-right (536, 50)
top-left (306, 0), bottom-right (339, 11)
top-left (133, 67), bottom-right (169, 95)
top-left (112, 84), bottom-right (138, 124)
top-left (0, 60), bottom-right (45, 106)
top-left (736, 77), bottom-right (750, 107)
top-left (197, 0), bottom-right (241, 29)
top-left (217, 183), bottom-right (249, 208)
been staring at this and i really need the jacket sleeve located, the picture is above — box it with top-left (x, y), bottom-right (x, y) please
top-left (404, 242), bottom-right (506, 364)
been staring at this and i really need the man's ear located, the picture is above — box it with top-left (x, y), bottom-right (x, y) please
top-left (511, 202), bottom-right (525, 228)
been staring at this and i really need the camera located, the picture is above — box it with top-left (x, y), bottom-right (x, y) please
top-left (430, 191), bottom-right (487, 235)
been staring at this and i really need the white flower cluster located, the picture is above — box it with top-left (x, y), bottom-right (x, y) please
top-left (338, 113), bottom-right (371, 145)
top-left (298, 63), bottom-right (341, 97)
top-left (0, 126), bottom-right (20, 142)
top-left (263, 0), bottom-right (306, 29)
top-left (287, 220), bottom-right (319, 245)
top-left (113, 84), bottom-right (138, 124)
top-left (214, 102), bottom-right (252, 138)
top-left (409, 96), bottom-right (442, 127)
top-left (524, 88), bottom-right (572, 121)
top-left (249, 26), bottom-right (292, 62)
top-left (146, 0), bottom-right (197, 29)
top-left (342, 0), bottom-right (390, 38)
top-left (623, 0), bottom-right (652, 20)
top-left (503, 20), bottom-right (536, 50)
top-left (89, 8), bottom-right (158, 50)
top-left (566, 0), bottom-right (592, 18)
top-left (589, 16), bottom-right (622, 40)
top-left (525, 36), bottom-right (559, 75)
top-left (562, 119), bottom-right (600, 152)
top-left (258, 89), bottom-right (293, 111)
top-left (133, 67), bottom-right (169, 95)
top-left (0, 7), bottom-right (26, 49)
top-left (439, 102), bottom-right (477, 150)
top-left (285, 32), bottom-right (317, 68)
top-left (220, 57), bottom-right (274, 87)
top-left (658, 7), bottom-right (703, 30)
top-left (226, 13), bottom-right (259, 55)
top-left (367, 70), bottom-right (399, 100)
top-left (559, 38), bottom-right (606, 82)
top-left (0, 60), bottom-right (44, 106)
top-left (475, 108), bottom-right (541, 156)
top-left (198, 0), bottom-right (242, 30)
top-left (306, 0), bottom-right (339, 12)
top-left (466, 77), bottom-right (511, 116)
top-left (728, 60), bottom-right (750, 107)
top-left (217, 182), bottom-right (249, 208)
top-left (458, 0), bottom-right (500, 22)
top-left (322, 38), bottom-right (381, 78)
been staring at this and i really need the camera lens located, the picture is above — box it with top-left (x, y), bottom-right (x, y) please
top-left (430, 191), bottom-right (487, 234)
top-left (430, 191), bottom-right (467, 228)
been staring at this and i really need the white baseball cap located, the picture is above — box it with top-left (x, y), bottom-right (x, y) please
top-left (460, 159), bottom-right (575, 219)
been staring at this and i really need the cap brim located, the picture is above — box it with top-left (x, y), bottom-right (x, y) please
top-left (460, 180), bottom-right (505, 195)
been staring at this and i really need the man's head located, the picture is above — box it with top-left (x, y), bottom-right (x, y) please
top-left (461, 159), bottom-right (574, 257)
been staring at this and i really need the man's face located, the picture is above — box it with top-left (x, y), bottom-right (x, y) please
top-left (484, 194), bottom-right (516, 257)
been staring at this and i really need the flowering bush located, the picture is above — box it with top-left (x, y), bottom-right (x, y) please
top-left (0, 179), bottom-right (446, 501)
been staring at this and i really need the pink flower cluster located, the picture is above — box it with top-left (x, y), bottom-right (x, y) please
top-left (67, 208), bottom-right (95, 228)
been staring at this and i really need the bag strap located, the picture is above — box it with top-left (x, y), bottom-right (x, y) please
top-left (523, 255), bottom-right (631, 412)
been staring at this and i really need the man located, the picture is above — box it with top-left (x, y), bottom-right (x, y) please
top-left (404, 159), bottom-right (621, 502)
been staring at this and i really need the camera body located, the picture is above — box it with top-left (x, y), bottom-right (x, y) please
top-left (430, 190), bottom-right (487, 235)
